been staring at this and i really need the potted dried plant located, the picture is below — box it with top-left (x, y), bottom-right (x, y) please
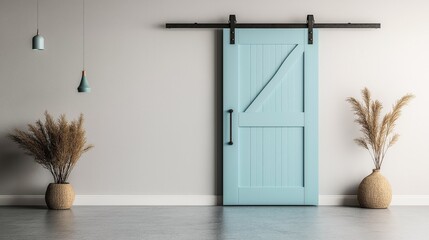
top-left (347, 88), bottom-right (413, 208)
top-left (9, 112), bottom-right (93, 210)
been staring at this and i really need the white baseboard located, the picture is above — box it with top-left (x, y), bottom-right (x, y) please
top-left (74, 195), bottom-right (223, 206)
top-left (1, 195), bottom-right (429, 206)
top-left (319, 195), bottom-right (429, 206)
top-left (0, 195), bottom-right (222, 206)
top-left (319, 195), bottom-right (359, 206)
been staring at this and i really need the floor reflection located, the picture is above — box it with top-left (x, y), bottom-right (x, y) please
top-left (44, 209), bottom-right (75, 240)
top-left (0, 206), bottom-right (428, 240)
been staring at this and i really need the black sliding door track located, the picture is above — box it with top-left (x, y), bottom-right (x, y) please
top-left (166, 15), bottom-right (381, 44)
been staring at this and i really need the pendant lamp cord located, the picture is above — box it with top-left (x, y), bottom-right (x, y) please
top-left (83, 0), bottom-right (85, 69)
top-left (36, 0), bottom-right (39, 33)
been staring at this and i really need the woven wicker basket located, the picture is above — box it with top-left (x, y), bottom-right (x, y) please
top-left (45, 183), bottom-right (75, 210)
top-left (357, 169), bottom-right (392, 209)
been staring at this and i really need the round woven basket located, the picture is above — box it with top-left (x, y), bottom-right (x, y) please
top-left (357, 169), bottom-right (392, 209)
top-left (45, 183), bottom-right (75, 210)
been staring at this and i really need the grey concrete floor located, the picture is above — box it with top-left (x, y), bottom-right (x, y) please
top-left (0, 206), bottom-right (428, 240)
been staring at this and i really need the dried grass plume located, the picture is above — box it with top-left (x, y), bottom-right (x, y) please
top-left (347, 88), bottom-right (414, 169)
top-left (9, 112), bottom-right (94, 183)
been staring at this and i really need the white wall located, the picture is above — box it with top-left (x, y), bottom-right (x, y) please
top-left (0, 0), bottom-right (428, 199)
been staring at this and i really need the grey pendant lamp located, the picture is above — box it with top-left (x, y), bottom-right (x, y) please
top-left (32, 0), bottom-right (45, 50)
top-left (77, 0), bottom-right (91, 93)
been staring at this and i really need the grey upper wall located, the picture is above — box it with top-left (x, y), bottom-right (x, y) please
top-left (0, 0), bottom-right (427, 195)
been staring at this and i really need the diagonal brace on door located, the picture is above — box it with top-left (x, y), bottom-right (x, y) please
top-left (245, 44), bottom-right (303, 112)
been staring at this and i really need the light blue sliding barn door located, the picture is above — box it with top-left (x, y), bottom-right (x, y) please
top-left (223, 29), bottom-right (318, 205)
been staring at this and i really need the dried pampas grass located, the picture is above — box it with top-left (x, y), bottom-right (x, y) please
top-left (9, 112), bottom-right (93, 183)
top-left (347, 88), bottom-right (414, 169)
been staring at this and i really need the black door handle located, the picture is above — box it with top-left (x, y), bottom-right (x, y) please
top-left (228, 109), bottom-right (233, 145)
